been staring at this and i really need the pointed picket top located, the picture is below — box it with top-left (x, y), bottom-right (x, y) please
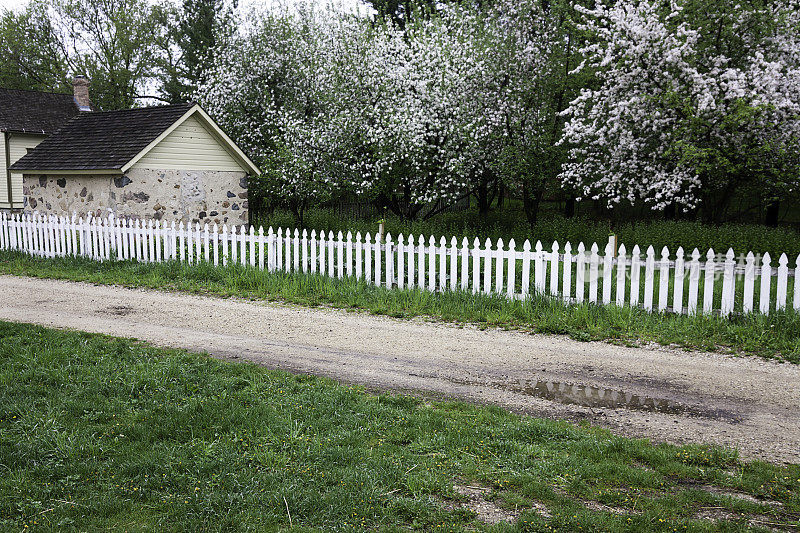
top-left (473, 236), bottom-right (480, 248)
top-left (249, 225), bottom-right (255, 236)
top-left (552, 240), bottom-right (559, 252)
top-left (354, 230), bottom-right (360, 241)
top-left (337, 230), bottom-right (343, 241)
top-left (485, 237), bottom-right (493, 250)
top-left (430, 235), bottom-right (437, 246)
top-left (461, 236), bottom-right (468, 247)
top-left (365, 232), bottom-right (372, 243)
top-left (746, 251), bottom-right (755, 263)
top-left (577, 241), bottom-right (586, 253)
top-left (508, 238), bottom-right (516, 250)
top-left (706, 248), bottom-right (715, 261)
top-left (451, 235), bottom-right (457, 248)
top-left (763, 252), bottom-right (772, 265)
top-left (535, 240), bottom-right (543, 253)
top-left (386, 232), bottom-right (393, 243)
top-left (171, 220), bottom-right (176, 230)
top-left (346, 230), bottom-right (352, 240)
top-left (277, 226), bottom-right (283, 239)
top-left (645, 245), bottom-right (654, 257)
top-left (204, 222), bottom-right (209, 232)
top-left (779, 253), bottom-right (788, 267)
top-left (258, 225), bottom-right (263, 236)
top-left (302, 228), bottom-right (307, 238)
top-left (440, 235), bottom-right (446, 246)
top-left (618, 243), bottom-right (626, 256)
top-left (795, 253), bottom-right (800, 268)
top-left (523, 239), bottom-right (531, 251)
top-left (398, 233), bottom-right (404, 245)
top-left (310, 228), bottom-right (316, 239)
top-left (294, 228), bottom-right (299, 238)
top-left (564, 241), bottom-right (572, 254)
top-left (418, 234), bottom-right (425, 246)
top-left (604, 240), bottom-right (613, 255)
top-left (661, 246), bottom-right (669, 260)
top-left (690, 248), bottom-right (699, 260)
top-left (591, 242), bottom-right (599, 254)
top-left (675, 246), bottom-right (684, 257)
top-left (267, 225), bottom-right (273, 236)
top-left (496, 237), bottom-right (504, 250)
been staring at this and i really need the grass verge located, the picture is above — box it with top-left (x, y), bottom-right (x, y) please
top-left (2, 251), bottom-right (800, 363)
top-left (1, 321), bottom-right (798, 531)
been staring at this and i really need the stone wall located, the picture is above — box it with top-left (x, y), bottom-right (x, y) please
top-left (22, 168), bottom-right (249, 225)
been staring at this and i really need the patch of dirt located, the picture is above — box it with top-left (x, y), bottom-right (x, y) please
top-left (98, 304), bottom-right (134, 316)
top-left (448, 484), bottom-right (522, 525)
top-left (583, 500), bottom-right (639, 515)
top-left (695, 507), bottom-right (742, 522)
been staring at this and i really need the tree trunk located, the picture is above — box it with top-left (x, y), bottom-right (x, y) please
top-left (664, 203), bottom-right (676, 221)
top-left (564, 197), bottom-right (575, 218)
top-left (522, 179), bottom-right (544, 226)
top-left (765, 199), bottom-right (780, 227)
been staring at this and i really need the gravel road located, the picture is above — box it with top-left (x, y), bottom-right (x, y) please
top-left (1, 274), bottom-right (798, 464)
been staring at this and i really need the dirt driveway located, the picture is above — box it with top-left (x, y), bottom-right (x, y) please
top-left (1, 274), bottom-right (798, 464)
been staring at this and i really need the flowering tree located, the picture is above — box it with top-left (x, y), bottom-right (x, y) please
top-left (559, 0), bottom-right (800, 222)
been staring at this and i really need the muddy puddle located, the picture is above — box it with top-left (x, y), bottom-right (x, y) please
top-left (511, 379), bottom-right (684, 414)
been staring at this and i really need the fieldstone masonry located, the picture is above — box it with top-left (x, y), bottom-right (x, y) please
top-left (22, 168), bottom-right (248, 225)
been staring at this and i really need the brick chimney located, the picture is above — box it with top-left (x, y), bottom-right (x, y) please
top-left (72, 76), bottom-right (92, 111)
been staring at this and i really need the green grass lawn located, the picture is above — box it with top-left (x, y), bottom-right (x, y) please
top-left (1, 321), bottom-right (798, 532)
top-left (3, 250), bottom-right (800, 363)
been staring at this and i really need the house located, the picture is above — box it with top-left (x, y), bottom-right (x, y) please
top-left (4, 79), bottom-right (259, 225)
top-left (0, 78), bottom-right (88, 210)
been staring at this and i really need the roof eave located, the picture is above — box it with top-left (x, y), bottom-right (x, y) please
top-left (8, 168), bottom-right (124, 175)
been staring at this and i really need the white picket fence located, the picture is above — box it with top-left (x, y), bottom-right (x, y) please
top-left (1, 211), bottom-right (798, 317)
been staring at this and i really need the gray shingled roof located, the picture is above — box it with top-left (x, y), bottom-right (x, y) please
top-left (10, 103), bottom-right (195, 171)
top-left (0, 88), bottom-right (82, 134)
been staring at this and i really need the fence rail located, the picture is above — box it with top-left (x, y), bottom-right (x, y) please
top-left (2, 212), bottom-right (798, 317)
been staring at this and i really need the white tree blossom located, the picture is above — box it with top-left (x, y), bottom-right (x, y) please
top-left (558, 0), bottom-right (800, 217)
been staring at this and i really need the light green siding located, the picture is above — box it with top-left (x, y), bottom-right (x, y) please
top-left (131, 115), bottom-right (244, 171)
top-left (1, 133), bottom-right (45, 209)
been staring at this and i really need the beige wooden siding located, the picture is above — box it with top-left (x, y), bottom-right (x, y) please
top-left (131, 115), bottom-right (245, 171)
top-left (2, 133), bottom-right (45, 208)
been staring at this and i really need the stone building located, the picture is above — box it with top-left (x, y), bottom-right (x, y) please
top-left (6, 87), bottom-right (258, 225)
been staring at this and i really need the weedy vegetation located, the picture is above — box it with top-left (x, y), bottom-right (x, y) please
top-left (1, 322), bottom-right (798, 531)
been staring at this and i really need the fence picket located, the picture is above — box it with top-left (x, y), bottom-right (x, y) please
top-left (794, 255), bottom-right (800, 311)
top-left (721, 249), bottom-right (736, 316)
top-left (630, 245), bottom-right (641, 307)
top-left (472, 237), bottom-right (480, 294)
top-left (703, 249), bottom-right (716, 314)
top-left (406, 234), bottom-right (414, 288)
top-left (777, 254), bottom-right (788, 311)
top-left (428, 235), bottom-right (436, 292)
top-left (495, 238), bottom-right (504, 294)
top-left (507, 239), bottom-right (516, 297)
top-left (328, 230), bottom-right (335, 278)
top-left (375, 232), bottom-right (383, 286)
top-left (346, 231), bottom-right (353, 277)
top-left (760, 253), bottom-right (772, 315)
top-left (616, 244), bottom-right (627, 306)
top-left (643, 246), bottom-right (655, 311)
top-left (310, 229), bottom-right (317, 274)
top-left (550, 241), bottom-right (560, 297)
top-left (417, 235), bottom-right (425, 288)
top-left (673, 247), bottom-right (685, 314)
top-left (440, 236), bottom-right (447, 291)
top-left (658, 247), bottom-right (670, 312)
top-left (397, 235), bottom-right (405, 289)
top-left (602, 241), bottom-right (613, 304)
top-left (365, 233), bottom-right (372, 283)
top-left (301, 229), bottom-right (308, 273)
top-left (562, 242), bottom-right (572, 303)
top-left (386, 233), bottom-right (395, 289)
top-left (534, 241), bottom-right (544, 294)
top-left (576, 242), bottom-right (586, 304)
top-left (483, 238), bottom-right (492, 295)
top-left (521, 240), bottom-right (531, 297)
top-left (589, 243), bottom-right (600, 304)
top-left (460, 237), bottom-right (469, 291)
top-left (337, 231), bottom-right (344, 278)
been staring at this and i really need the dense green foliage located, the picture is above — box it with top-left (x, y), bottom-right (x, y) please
top-left (255, 206), bottom-right (800, 259)
top-left (1, 321), bottom-right (798, 530)
top-left (3, 251), bottom-right (800, 363)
